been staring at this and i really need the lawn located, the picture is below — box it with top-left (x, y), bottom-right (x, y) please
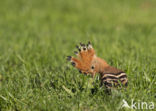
top-left (0, 0), bottom-right (156, 110)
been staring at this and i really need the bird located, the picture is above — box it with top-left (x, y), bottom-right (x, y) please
top-left (67, 41), bottom-right (128, 89)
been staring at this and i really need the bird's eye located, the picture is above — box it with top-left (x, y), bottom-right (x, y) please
top-left (91, 66), bottom-right (94, 69)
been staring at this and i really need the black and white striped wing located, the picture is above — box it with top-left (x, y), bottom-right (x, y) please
top-left (101, 68), bottom-right (128, 88)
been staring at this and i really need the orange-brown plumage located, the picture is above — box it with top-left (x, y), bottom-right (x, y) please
top-left (67, 42), bottom-right (128, 88)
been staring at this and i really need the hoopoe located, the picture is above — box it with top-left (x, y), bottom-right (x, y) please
top-left (67, 42), bottom-right (128, 89)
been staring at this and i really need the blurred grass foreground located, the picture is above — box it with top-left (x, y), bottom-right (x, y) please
top-left (0, 0), bottom-right (156, 111)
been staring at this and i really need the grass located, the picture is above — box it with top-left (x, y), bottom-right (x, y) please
top-left (0, 0), bottom-right (156, 110)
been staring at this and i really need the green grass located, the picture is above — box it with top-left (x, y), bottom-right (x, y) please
top-left (0, 0), bottom-right (156, 110)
